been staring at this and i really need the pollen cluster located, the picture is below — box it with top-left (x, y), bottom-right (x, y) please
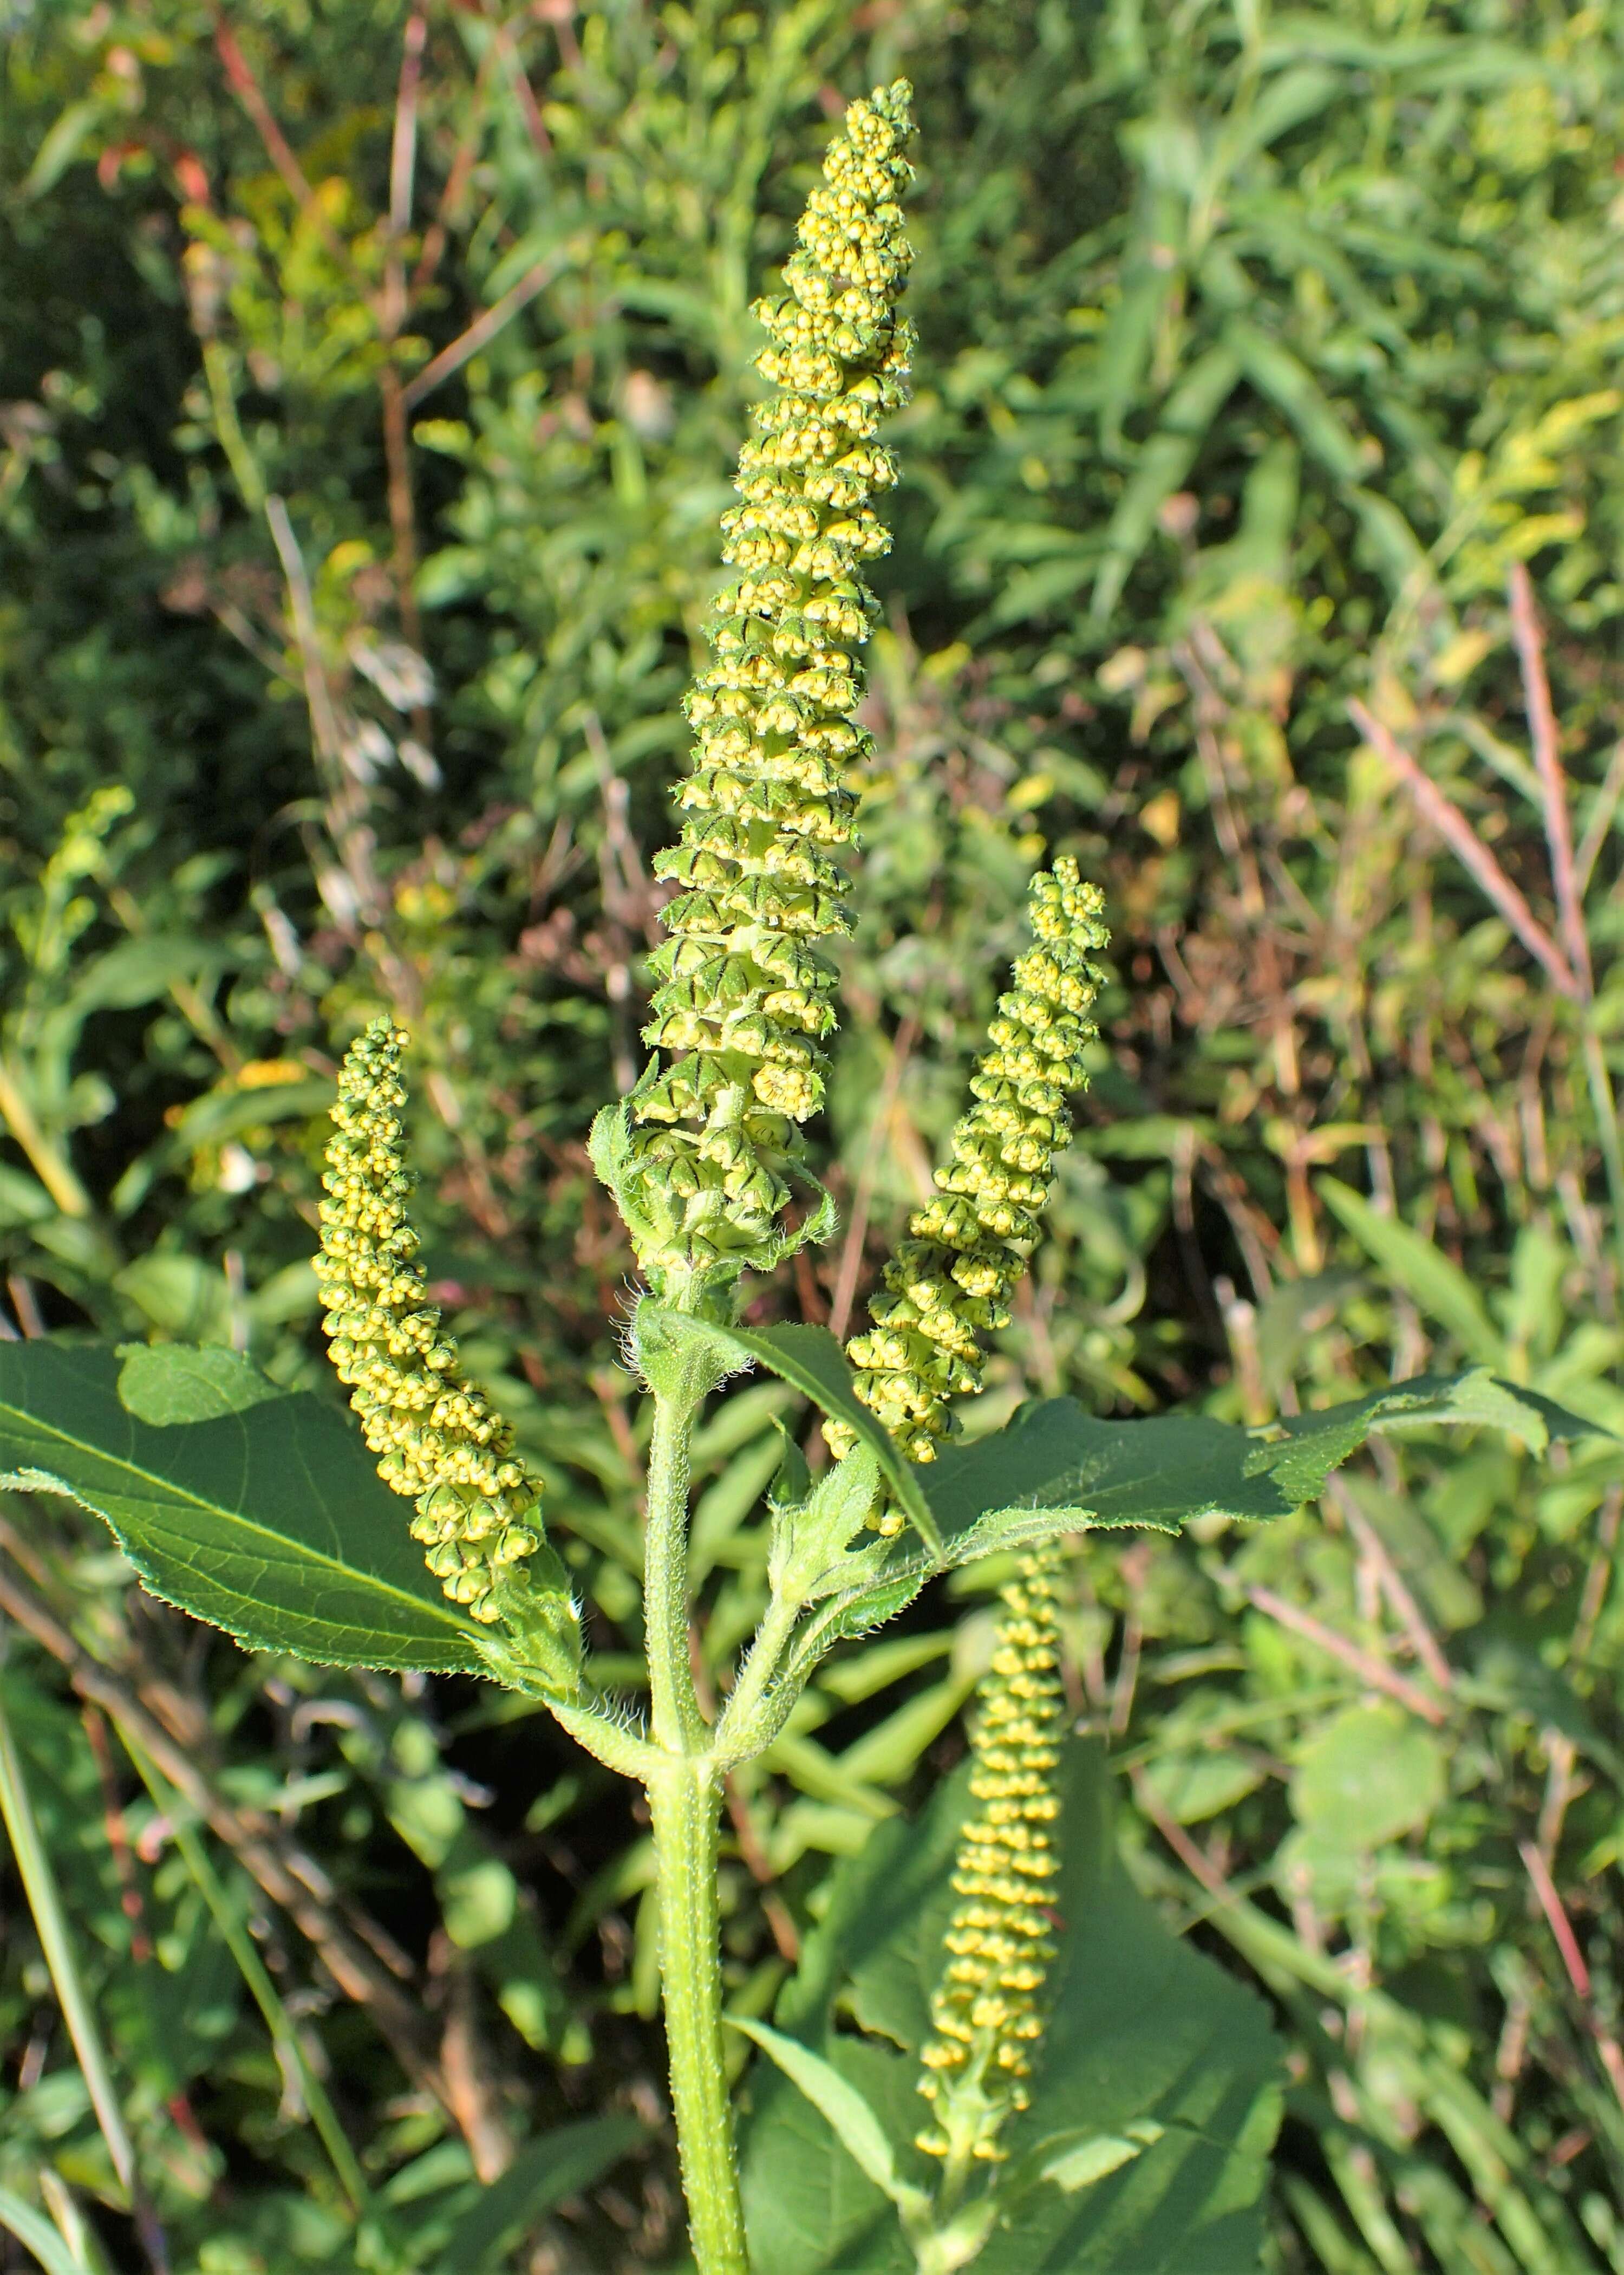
top-left (622, 81), bottom-right (916, 1288)
top-left (828, 860), bottom-right (1107, 1511)
top-left (917, 1544), bottom-right (1066, 2166)
top-left (317, 1020), bottom-right (545, 1626)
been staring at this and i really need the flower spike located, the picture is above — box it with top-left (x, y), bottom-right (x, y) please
top-left (317, 1021), bottom-right (556, 1632)
top-left (615, 81), bottom-right (917, 1303)
top-left (829, 859), bottom-right (1108, 1511)
top-left (916, 1542), bottom-right (1066, 2171)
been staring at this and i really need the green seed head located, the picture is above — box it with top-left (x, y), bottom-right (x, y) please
top-left (618, 81), bottom-right (917, 1302)
top-left (316, 1019), bottom-right (549, 1628)
top-left (829, 859), bottom-right (1108, 1522)
top-left (916, 1543), bottom-right (1067, 2168)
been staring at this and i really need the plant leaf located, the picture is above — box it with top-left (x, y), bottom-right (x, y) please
top-left (649, 1314), bottom-right (943, 1559)
top-left (732, 2018), bottom-right (930, 2220)
top-left (924, 1402), bottom-right (1290, 1544)
top-left (780, 1372), bottom-right (1601, 1682)
top-left (1091, 342), bottom-right (1243, 621)
top-left (0, 2187), bottom-right (96, 2275)
top-left (1316, 1178), bottom-right (1504, 1366)
top-left (1247, 1369), bottom-right (1594, 1504)
top-left (0, 1340), bottom-right (491, 1675)
top-left (771, 1442), bottom-right (882, 1596)
top-left (429, 2115), bottom-right (642, 2274)
top-left (740, 1744), bottom-right (1282, 2274)
top-left (114, 1342), bottom-right (288, 1424)
top-left (924, 1370), bottom-right (1595, 1550)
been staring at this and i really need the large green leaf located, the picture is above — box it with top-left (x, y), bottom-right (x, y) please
top-left (739, 1743), bottom-right (1282, 2274)
top-left (925, 1369), bottom-right (1590, 1550)
top-left (0, 1340), bottom-right (490, 1675)
top-left (784, 1370), bottom-right (1595, 1675)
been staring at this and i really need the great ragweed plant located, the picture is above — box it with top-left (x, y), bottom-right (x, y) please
top-left (4, 77), bottom-right (1596, 2275)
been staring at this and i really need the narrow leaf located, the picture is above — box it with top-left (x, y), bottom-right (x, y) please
top-left (731, 2017), bottom-right (928, 2219)
top-left (431, 2115), bottom-right (642, 2274)
top-left (0, 2187), bottom-right (97, 2275)
top-left (1317, 1178), bottom-right (1505, 1366)
top-left (1223, 318), bottom-right (1365, 483)
top-left (1091, 343), bottom-right (1243, 621)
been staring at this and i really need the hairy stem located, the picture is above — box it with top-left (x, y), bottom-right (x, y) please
top-left (714, 1588), bottom-right (803, 1767)
top-left (645, 1386), bottom-right (707, 1753)
top-left (649, 1764), bottom-right (748, 2275)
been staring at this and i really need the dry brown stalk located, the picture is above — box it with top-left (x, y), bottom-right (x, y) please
top-left (401, 250), bottom-right (579, 412)
top-left (1244, 1583), bottom-right (1448, 1725)
top-left (1349, 699), bottom-right (1581, 1001)
top-left (1323, 1476), bottom-right (1455, 1694)
top-left (1509, 566), bottom-right (1592, 999)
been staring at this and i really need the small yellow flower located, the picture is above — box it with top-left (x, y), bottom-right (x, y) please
top-left (829, 859), bottom-right (1108, 1521)
top-left (316, 1020), bottom-right (546, 1627)
top-left (621, 82), bottom-right (917, 1297)
top-left (916, 1543), bottom-right (1067, 2168)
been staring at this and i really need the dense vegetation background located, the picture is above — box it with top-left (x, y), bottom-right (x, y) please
top-left (3, 0), bottom-right (1623, 2268)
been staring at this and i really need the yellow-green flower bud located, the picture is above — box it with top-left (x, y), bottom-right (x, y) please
top-left (916, 1543), bottom-right (1066, 2168)
top-left (829, 860), bottom-right (1108, 1523)
top-left (621, 81), bottom-right (917, 1297)
top-left (316, 1020), bottom-right (547, 1628)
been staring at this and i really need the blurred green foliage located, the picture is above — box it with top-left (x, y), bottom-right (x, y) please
top-left (2, 0), bottom-right (1623, 2268)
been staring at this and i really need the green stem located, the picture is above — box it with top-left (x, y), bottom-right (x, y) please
top-left (0, 1685), bottom-right (137, 2195)
top-left (645, 1386), bottom-right (706, 1753)
top-left (122, 1739), bottom-right (371, 2219)
top-left (649, 1764), bottom-right (748, 2275)
top-left (202, 341), bottom-right (267, 515)
top-left (714, 1589), bottom-right (801, 1767)
top-left (0, 1057), bottom-right (94, 1220)
top-left (1580, 1024), bottom-right (1624, 1315)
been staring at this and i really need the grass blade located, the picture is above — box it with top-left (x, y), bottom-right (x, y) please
top-left (120, 1735), bottom-right (371, 2220)
top-left (0, 1682), bottom-right (138, 2200)
top-left (0, 2188), bottom-right (98, 2275)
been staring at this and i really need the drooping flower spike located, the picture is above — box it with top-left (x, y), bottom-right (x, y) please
top-left (617, 81), bottom-right (917, 1301)
top-left (317, 1020), bottom-right (550, 1627)
top-left (916, 1541), bottom-right (1067, 2172)
top-left (828, 859), bottom-right (1109, 1513)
